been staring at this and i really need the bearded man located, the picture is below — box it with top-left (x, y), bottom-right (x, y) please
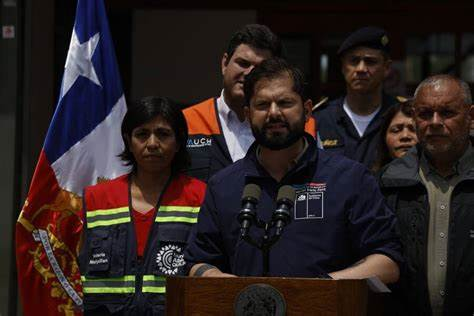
top-left (184, 58), bottom-right (401, 283)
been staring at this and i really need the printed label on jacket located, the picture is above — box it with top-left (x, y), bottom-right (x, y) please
top-left (187, 137), bottom-right (212, 148)
top-left (156, 244), bottom-right (186, 275)
top-left (322, 139), bottom-right (339, 147)
top-left (89, 252), bottom-right (109, 266)
top-left (293, 183), bottom-right (325, 220)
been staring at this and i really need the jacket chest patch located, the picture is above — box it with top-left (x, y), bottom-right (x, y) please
top-left (322, 139), bottom-right (340, 148)
top-left (293, 183), bottom-right (325, 220)
top-left (89, 252), bottom-right (109, 266)
top-left (187, 137), bottom-right (212, 148)
top-left (156, 244), bottom-right (185, 275)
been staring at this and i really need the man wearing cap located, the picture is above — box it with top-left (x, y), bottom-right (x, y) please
top-left (313, 26), bottom-right (396, 168)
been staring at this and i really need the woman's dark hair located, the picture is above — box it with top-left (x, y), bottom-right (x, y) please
top-left (372, 100), bottom-right (414, 173)
top-left (119, 96), bottom-right (189, 174)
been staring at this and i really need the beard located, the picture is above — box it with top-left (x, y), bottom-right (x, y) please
top-left (251, 113), bottom-right (306, 150)
top-left (423, 141), bottom-right (451, 155)
top-left (423, 132), bottom-right (469, 158)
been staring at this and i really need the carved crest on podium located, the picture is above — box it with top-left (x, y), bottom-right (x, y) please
top-left (234, 283), bottom-right (286, 316)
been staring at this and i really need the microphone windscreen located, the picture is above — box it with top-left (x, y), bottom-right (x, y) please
top-left (242, 183), bottom-right (261, 201)
top-left (277, 185), bottom-right (296, 204)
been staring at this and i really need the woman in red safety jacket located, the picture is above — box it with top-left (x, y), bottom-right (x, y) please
top-left (78, 96), bottom-right (206, 315)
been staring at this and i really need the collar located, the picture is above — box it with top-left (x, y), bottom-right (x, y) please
top-left (343, 97), bottom-right (381, 120)
top-left (420, 142), bottom-right (474, 178)
top-left (255, 137), bottom-right (309, 170)
top-left (380, 146), bottom-right (423, 187)
top-left (217, 90), bottom-right (237, 122)
top-left (335, 94), bottom-right (395, 123)
top-left (457, 142), bottom-right (474, 174)
top-left (244, 134), bottom-right (318, 183)
top-left (381, 138), bottom-right (474, 187)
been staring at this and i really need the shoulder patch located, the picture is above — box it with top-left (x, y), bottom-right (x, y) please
top-left (396, 95), bottom-right (408, 103)
top-left (322, 139), bottom-right (340, 147)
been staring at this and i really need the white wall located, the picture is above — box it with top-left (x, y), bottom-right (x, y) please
top-left (132, 10), bottom-right (257, 105)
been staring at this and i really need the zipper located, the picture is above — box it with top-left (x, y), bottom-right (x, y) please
top-left (127, 173), bottom-right (173, 311)
top-left (139, 174), bottom-right (173, 265)
top-left (135, 257), bottom-right (144, 314)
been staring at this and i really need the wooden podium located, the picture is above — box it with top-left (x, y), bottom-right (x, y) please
top-left (166, 276), bottom-right (389, 315)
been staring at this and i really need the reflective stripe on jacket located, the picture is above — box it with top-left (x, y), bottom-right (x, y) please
top-left (79, 173), bottom-right (206, 315)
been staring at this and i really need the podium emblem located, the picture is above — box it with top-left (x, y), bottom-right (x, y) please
top-left (234, 283), bottom-right (286, 316)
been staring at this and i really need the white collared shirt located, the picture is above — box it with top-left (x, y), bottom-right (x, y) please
top-left (217, 91), bottom-right (255, 162)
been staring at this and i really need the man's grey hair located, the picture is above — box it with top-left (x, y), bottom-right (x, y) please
top-left (414, 74), bottom-right (472, 105)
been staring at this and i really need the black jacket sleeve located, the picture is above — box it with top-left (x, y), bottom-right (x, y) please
top-left (183, 182), bottom-right (230, 274)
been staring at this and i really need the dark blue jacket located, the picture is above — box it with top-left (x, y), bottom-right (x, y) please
top-left (313, 94), bottom-right (397, 169)
top-left (184, 134), bottom-right (402, 277)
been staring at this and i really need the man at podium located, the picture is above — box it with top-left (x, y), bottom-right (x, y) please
top-left (184, 58), bottom-right (402, 284)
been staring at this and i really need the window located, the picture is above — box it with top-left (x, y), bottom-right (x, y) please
top-left (461, 33), bottom-right (474, 83)
top-left (405, 33), bottom-right (455, 84)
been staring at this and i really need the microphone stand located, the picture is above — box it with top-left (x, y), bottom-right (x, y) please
top-left (242, 219), bottom-right (282, 277)
top-left (240, 185), bottom-right (294, 277)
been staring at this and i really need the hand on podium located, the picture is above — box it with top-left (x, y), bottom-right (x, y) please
top-left (190, 263), bottom-right (237, 278)
top-left (327, 254), bottom-right (399, 284)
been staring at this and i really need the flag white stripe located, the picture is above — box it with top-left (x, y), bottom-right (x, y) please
top-left (51, 95), bottom-right (129, 195)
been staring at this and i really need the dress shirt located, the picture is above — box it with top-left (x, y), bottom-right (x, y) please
top-left (419, 143), bottom-right (474, 316)
top-left (217, 91), bottom-right (255, 162)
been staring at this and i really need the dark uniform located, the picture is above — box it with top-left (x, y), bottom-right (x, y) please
top-left (184, 133), bottom-right (402, 277)
top-left (314, 26), bottom-right (396, 168)
top-left (314, 94), bottom-right (397, 168)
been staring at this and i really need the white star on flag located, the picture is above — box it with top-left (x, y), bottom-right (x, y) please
top-left (60, 31), bottom-right (101, 99)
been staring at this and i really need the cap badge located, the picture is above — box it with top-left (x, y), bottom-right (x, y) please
top-left (381, 35), bottom-right (389, 46)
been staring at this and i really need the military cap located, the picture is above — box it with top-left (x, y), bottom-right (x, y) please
top-left (337, 26), bottom-right (390, 56)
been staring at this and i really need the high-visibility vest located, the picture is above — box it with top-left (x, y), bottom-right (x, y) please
top-left (79, 173), bottom-right (206, 315)
top-left (183, 97), bottom-right (317, 182)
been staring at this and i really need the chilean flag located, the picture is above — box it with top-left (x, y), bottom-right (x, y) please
top-left (15, 0), bottom-right (128, 314)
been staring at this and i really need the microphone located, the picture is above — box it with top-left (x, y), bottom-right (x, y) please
top-left (238, 184), bottom-right (262, 238)
top-left (272, 185), bottom-right (296, 236)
